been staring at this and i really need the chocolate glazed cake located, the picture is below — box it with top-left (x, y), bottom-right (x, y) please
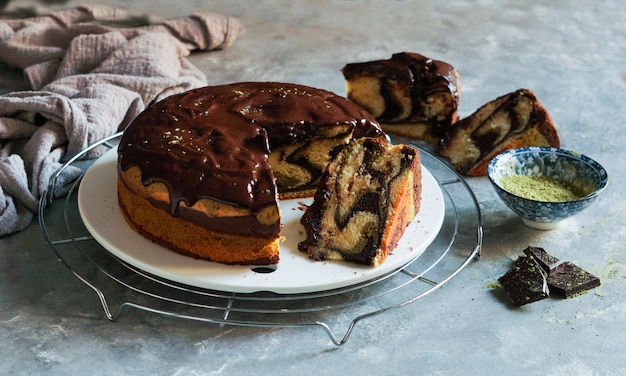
top-left (299, 137), bottom-right (421, 266)
top-left (342, 52), bottom-right (460, 141)
top-left (117, 82), bottom-right (385, 265)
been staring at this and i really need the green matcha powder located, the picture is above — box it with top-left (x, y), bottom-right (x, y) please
top-left (500, 175), bottom-right (584, 202)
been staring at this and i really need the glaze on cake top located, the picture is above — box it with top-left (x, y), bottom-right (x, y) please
top-left (118, 82), bottom-right (384, 234)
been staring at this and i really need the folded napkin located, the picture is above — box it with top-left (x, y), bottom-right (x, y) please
top-left (0, 4), bottom-right (242, 235)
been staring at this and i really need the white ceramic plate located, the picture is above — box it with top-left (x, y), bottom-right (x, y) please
top-left (78, 147), bottom-right (445, 294)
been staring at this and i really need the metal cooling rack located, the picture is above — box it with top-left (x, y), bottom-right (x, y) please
top-left (38, 132), bottom-right (482, 346)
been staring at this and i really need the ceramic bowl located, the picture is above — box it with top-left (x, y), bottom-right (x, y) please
top-left (487, 147), bottom-right (608, 230)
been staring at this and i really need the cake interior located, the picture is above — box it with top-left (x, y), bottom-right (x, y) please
top-left (299, 137), bottom-right (421, 266)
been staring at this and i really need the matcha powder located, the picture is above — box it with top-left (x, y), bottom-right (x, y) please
top-left (500, 175), bottom-right (583, 202)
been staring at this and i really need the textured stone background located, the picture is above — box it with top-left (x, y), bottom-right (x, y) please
top-left (1, 1), bottom-right (625, 375)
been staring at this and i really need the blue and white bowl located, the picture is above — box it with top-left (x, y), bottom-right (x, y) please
top-left (487, 147), bottom-right (608, 230)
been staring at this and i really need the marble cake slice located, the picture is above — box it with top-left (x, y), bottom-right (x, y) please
top-left (342, 52), bottom-right (460, 142)
top-left (298, 137), bottom-right (421, 266)
top-left (437, 89), bottom-right (560, 176)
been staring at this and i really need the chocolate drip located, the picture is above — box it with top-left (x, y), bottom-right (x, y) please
top-left (119, 82), bottom-right (384, 217)
top-left (146, 195), bottom-right (278, 236)
top-left (398, 52), bottom-right (459, 124)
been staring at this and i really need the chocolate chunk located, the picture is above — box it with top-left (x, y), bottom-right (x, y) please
top-left (523, 246), bottom-right (601, 298)
top-left (523, 246), bottom-right (560, 273)
top-left (498, 255), bottom-right (550, 306)
top-left (547, 261), bottom-right (601, 298)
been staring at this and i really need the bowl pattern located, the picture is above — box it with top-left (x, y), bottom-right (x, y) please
top-left (488, 147), bottom-right (608, 227)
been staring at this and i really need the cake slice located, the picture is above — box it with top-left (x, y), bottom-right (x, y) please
top-left (437, 89), bottom-right (560, 176)
top-left (298, 137), bottom-right (421, 266)
top-left (342, 52), bottom-right (460, 142)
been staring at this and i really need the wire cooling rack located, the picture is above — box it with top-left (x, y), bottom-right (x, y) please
top-left (39, 132), bottom-right (482, 346)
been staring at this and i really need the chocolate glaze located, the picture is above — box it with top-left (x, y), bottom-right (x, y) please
top-left (118, 82), bottom-right (383, 235)
top-left (145, 194), bottom-right (278, 236)
top-left (342, 52), bottom-right (459, 131)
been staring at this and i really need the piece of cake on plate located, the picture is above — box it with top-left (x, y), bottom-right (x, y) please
top-left (299, 137), bottom-right (421, 266)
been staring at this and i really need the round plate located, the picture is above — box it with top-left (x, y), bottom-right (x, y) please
top-left (78, 147), bottom-right (445, 294)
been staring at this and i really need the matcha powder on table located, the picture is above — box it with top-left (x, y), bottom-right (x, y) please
top-left (500, 175), bottom-right (584, 202)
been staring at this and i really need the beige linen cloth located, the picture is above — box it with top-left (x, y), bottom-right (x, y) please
top-left (0, 4), bottom-right (242, 235)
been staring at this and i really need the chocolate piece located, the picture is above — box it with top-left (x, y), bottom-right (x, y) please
top-left (522, 246), bottom-right (601, 298)
top-left (522, 246), bottom-right (560, 274)
top-left (547, 261), bottom-right (601, 298)
top-left (498, 255), bottom-right (549, 306)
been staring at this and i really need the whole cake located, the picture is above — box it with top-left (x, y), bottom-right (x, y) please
top-left (437, 89), bottom-right (560, 176)
top-left (117, 82), bottom-right (385, 265)
top-left (299, 137), bottom-right (421, 266)
top-left (342, 52), bottom-right (460, 142)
